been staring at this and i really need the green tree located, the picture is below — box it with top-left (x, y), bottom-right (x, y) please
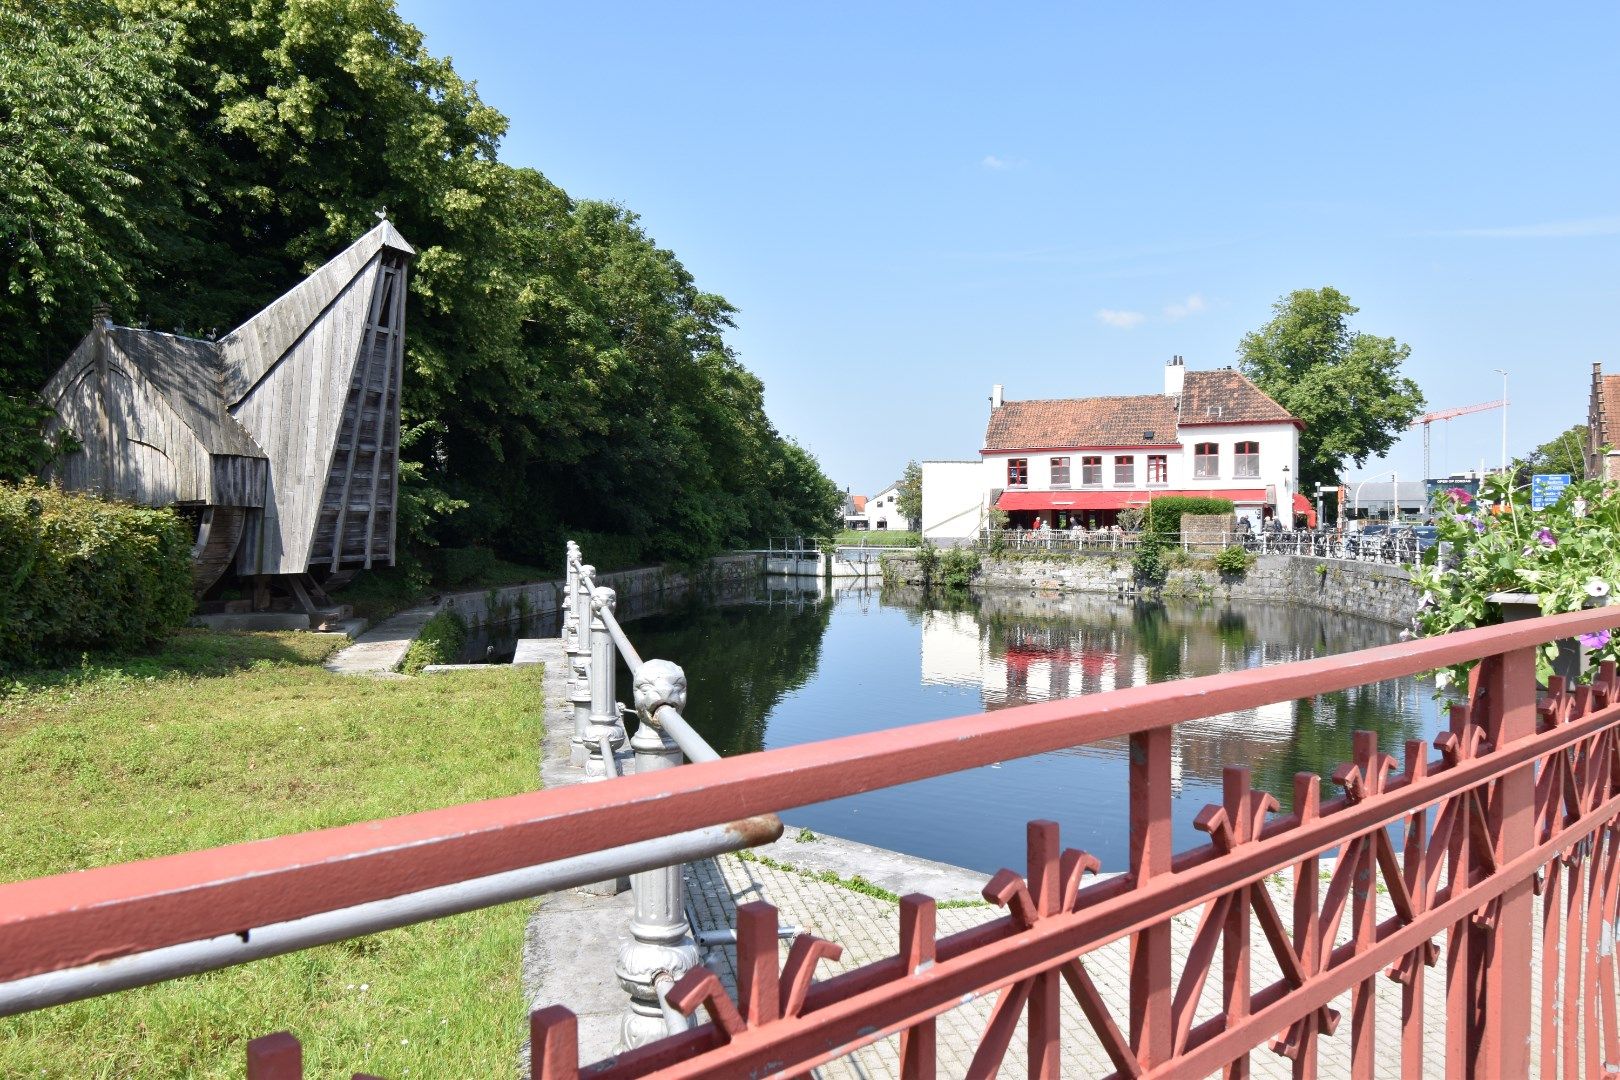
top-left (1512, 424), bottom-right (1587, 485)
top-left (2, 0), bottom-right (839, 564)
top-left (1238, 287), bottom-right (1425, 490)
top-left (896, 460), bottom-right (922, 529)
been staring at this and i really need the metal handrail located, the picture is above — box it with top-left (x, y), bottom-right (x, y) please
top-left (573, 561), bottom-right (720, 764)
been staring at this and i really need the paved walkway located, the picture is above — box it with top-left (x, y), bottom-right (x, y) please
top-left (322, 603), bottom-right (440, 675)
top-left (685, 844), bottom-right (1472, 1078)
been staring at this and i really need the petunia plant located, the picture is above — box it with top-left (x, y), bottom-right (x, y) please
top-left (1409, 471), bottom-right (1620, 693)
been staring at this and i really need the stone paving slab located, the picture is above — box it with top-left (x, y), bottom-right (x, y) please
top-left (322, 603), bottom-right (440, 675)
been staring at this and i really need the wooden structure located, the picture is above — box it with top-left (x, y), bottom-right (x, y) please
top-left (39, 220), bottom-right (413, 603)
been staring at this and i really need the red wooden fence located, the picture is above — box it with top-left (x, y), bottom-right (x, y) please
top-left (8, 607), bottom-right (1620, 1078)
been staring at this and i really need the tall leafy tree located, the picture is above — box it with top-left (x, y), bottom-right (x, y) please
top-left (1238, 287), bottom-right (1425, 490)
top-left (897, 460), bottom-right (922, 529)
top-left (1, 0), bottom-right (839, 562)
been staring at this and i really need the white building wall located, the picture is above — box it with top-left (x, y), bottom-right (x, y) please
top-left (921, 460), bottom-right (988, 542)
top-left (978, 419), bottom-right (1300, 525)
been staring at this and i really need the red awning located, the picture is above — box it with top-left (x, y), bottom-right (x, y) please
top-left (996, 489), bottom-right (1268, 512)
top-left (996, 491), bottom-right (1134, 511)
top-left (1293, 492), bottom-right (1317, 527)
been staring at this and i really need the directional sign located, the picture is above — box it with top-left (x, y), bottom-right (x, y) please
top-left (1531, 473), bottom-right (1572, 510)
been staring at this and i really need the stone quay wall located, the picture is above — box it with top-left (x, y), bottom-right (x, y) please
top-left (885, 552), bottom-right (1416, 627)
top-left (439, 551), bottom-right (766, 631)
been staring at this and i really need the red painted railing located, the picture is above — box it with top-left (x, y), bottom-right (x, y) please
top-left (7, 607), bottom-right (1620, 1077)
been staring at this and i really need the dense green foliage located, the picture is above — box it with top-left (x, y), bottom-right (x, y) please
top-left (1239, 287), bottom-right (1425, 491)
top-left (0, 481), bottom-right (192, 668)
top-left (1142, 496), bottom-right (1234, 536)
top-left (1412, 474), bottom-right (1620, 690)
top-left (400, 609), bottom-right (468, 674)
top-left (1513, 424), bottom-right (1588, 485)
top-left (0, 0), bottom-right (840, 558)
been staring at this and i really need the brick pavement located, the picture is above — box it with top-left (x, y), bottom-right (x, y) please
top-left (684, 844), bottom-right (1546, 1079)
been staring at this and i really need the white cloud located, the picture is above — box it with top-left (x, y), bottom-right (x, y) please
top-left (980, 154), bottom-right (1025, 171)
top-left (1163, 293), bottom-right (1208, 320)
top-left (1096, 309), bottom-right (1146, 329)
top-left (1443, 215), bottom-right (1620, 239)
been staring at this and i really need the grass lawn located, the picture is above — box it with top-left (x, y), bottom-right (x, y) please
top-left (833, 529), bottom-right (920, 547)
top-left (0, 629), bottom-right (542, 1079)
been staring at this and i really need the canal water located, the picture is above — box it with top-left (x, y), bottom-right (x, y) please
top-left (622, 579), bottom-right (1440, 874)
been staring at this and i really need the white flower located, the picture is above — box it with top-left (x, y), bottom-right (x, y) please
top-left (1587, 578), bottom-right (1611, 598)
top-left (1574, 498), bottom-right (1589, 519)
top-left (1435, 670), bottom-right (1453, 691)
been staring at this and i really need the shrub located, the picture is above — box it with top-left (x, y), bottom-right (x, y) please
top-left (400, 609), bottom-right (468, 674)
top-left (1143, 496), bottom-right (1235, 536)
top-left (1132, 537), bottom-right (1167, 585)
top-left (0, 481), bottom-right (193, 669)
top-left (1214, 545), bottom-right (1251, 575)
top-left (916, 541), bottom-right (940, 582)
top-left (939, 546), bottom-right (980, 589)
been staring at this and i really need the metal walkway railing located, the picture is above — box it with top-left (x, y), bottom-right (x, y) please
top-left (2, 584), bottom-right (1619, 1078)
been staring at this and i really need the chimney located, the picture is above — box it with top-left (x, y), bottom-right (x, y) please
top-left (1164, 355), bottom-right (1185, 398)
top-left (991, 383), bottom-right (1004, 409)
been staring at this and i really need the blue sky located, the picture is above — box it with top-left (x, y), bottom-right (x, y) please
top-left (398, 2), bottom-right (1618, 495)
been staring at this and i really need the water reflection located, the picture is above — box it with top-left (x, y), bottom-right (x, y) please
top-left (624, 580), bottom-right (1441, 873)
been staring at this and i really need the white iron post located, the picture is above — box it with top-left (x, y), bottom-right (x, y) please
top-left (584, 585), bottom-right (626, 780)
top-left (617, 659), bottom-right (702, 1049)
top-left (569, 562), bottom-right (596, 768)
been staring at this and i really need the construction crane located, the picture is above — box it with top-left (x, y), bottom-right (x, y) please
top-left (1410, 399), bottom-right (1506, 479)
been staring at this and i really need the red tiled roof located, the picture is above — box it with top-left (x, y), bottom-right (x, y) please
top-left (983, 369), bottom-right (1298, 451)
top-left (1179, 369), bottom-right (1297, 425)
top-left (984, 395), bottom-right (1178, 451)
top-left (851, 495), bottom-right (867, 512)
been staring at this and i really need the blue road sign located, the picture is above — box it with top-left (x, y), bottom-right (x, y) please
top-left (1531, 473), bottom-right (1572, 510)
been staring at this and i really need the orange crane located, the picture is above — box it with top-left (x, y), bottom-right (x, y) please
top-left (1411, 400), bottom-right (1505, 479)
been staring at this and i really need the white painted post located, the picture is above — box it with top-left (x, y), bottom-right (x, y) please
top-left (617, 659), bottom-right (702, 1049)
top-left (584, 585), bottom-right (626, 780)
top-left (569, 562), bottom-right (596, 768)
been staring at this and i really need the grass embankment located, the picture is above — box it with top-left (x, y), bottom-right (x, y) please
top-left (833, 530), bottom-right (919, 547)
top-left (0, 629), bottom-right (541, 1079)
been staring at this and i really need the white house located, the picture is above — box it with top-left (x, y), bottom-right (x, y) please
top-left (865, 480), bottom-right (909, 530)
top-left (922, 357), bottom-right (1307, 541)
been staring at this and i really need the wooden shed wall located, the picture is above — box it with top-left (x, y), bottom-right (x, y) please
top-left (42, 334), bottom-right (206, 506)
top-left (229, 256), bottom-right (383, 576)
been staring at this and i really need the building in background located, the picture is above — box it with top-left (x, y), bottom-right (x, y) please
top-left (922, 358), bottom-right (1306, 542)
top-left (1587, 362), bottom-right (1620, 480)
top-left (841, 492), bottom-right (869, 530)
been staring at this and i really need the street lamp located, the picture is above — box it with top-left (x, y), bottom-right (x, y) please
top-left (1281, 465), bottom-right (1291, 524)
top-left (1494, 368), bottom-right (1508, 475)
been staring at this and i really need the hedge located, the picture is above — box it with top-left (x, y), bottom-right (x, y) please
top-left (0, 481), bottom-right (193, 669)
top-left (1143, 496), bottom-right (1234, 535)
